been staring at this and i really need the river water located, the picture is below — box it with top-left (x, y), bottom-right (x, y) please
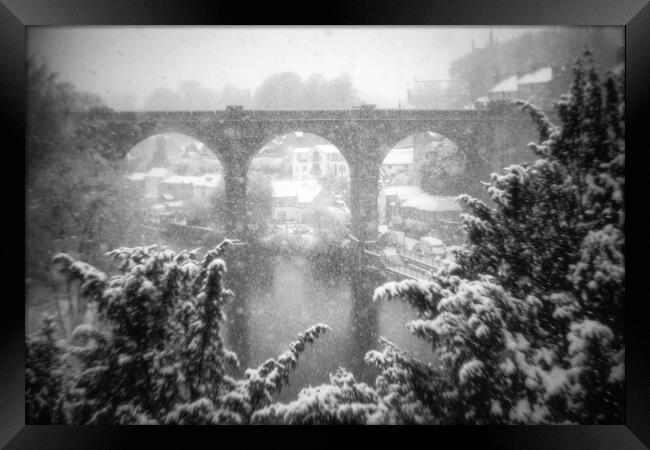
top-left (220, 248), bottom-right (433, 402)
top-left (27, 230), bottom-right (434, 403)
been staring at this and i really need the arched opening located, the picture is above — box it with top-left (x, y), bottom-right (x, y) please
top-left (245, 131), bottom-right (352, 241)
top-left (122, 133), bottom-right (225, 247)
top-left (125, 133), bottom-right (223, 175)
top-left (376, 131), bottom-right (466, 268)
top-left (220, 130), bottom-right (354, 374)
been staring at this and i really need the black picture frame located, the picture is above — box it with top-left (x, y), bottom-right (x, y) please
top-left (4, 0), bottom-right (648, 447)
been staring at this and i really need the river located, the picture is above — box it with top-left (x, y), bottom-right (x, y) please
top-left (27, 229), bottom-right (434, 403)
top-left (220, 247), bottom-right (433, 402)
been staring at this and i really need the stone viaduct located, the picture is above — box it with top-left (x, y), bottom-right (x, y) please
top-left (79, 105), bottom-right (543, 242)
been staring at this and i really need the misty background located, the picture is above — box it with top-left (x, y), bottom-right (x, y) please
top-left (28, 26), bottom-right (623, 111)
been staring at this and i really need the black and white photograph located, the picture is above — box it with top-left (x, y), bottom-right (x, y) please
top-left (24, 25), bottom-right (626, 426)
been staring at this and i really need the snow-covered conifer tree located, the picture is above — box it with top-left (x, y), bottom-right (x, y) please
top-left (26, 241), bottom-right (331, 424)
top-left (25, 315), bottom-right (66, 424)
top-left (254, 49), bottom-right (625, 425)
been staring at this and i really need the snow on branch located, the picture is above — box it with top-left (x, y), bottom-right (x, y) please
top-left (511, 99), bottom-right (557, 143)
top-left (373, 279), bottom-right (447, 319)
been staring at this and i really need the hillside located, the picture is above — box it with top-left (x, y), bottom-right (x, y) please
top-left (449, 27), bottom-right (623, 102)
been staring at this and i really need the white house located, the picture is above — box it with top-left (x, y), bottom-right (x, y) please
top-left (488, 75), bottom-right (519, 102)
top-left (487, 66), bottom-right (570, 109)
top-left (516, 67), bottom-right (556, 107)
top-left (290, 145), bottom-right (348, 181)
top-left (517, 67), bottom-right (554, 89)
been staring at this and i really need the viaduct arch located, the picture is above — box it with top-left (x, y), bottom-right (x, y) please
top-left (80, 106), bottom-right (543, 242)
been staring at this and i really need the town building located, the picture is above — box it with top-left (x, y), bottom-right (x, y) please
top-left (517, 66), bottom-right (573, 109)
top-left (125, 167), bottom-right (172, 199)
top-left (487, 66), bottom-right (572, 109)
top-left (378, 184), bottom-right (464, 243)
top-left (193, 174), bottom-right (221, 199)
top-left (124, 171), bottom-right (146, 193)
top-left (381, 148), bottom-right (413, 177)
top-left (399, 193), bottom-right (462, 227)
top-left (126, 169), bottom-right (222, 203)
top-left (290, 145), bottom-right (348, 182)
top-left (488, 75), bottom-right (519, 102)
top-left (378, 185), bottom-right (425, 225)
top-left (270, 179), bottom-right (348, 228)
top-left (379, 132), bottom-right (445, 186)
top-left (160, 175), bottom-right (196, 202)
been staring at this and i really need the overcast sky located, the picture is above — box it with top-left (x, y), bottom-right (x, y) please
top-left (29, 26), bottom-right (550, 109)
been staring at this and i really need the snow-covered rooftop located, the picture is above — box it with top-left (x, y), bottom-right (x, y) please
top-left (383, 148), bottom-right (414, 166)
top-left (161, 173), bottom-right (222, 188)
top-left (182, 142), bottom-right (202, 152)
top-left (148, 167), bottom-right (171, 178)
top-left (315, 144), bottom-right (341, 154)
top-left (490, 75), bottom-right (519, 93)
top-left (194, 174), bottom-right (222, 187)
top-left (164, 175), bottom-right (199, 185)
top-left (126, 172), bottom-right (147, 181)
top-left (271, 180), bottom-right (322, 203)
top-left (292, 144), bottom-right (342, 156)
top-left (518, 67), bottom-right (553, 85)
top-left (401, 193), bottom-right (461, 212)
top-left (382, 185), bottom-right (423, 200)
top-left (420, 236), bottom-right (444, 246)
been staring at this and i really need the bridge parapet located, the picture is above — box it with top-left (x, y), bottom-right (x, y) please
top-left (79, 106), bottom-right (552, 124)
top-left (76, 106), bottom-right (545, 240)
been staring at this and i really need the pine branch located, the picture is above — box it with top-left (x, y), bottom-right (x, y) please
top-left (511, 99), bottom-right (557, 143)
top-left (240, 324), bottom-right (331, 411)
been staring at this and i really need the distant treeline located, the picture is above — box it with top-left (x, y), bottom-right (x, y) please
top-left (112, 72), bottom-right (359, 111)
